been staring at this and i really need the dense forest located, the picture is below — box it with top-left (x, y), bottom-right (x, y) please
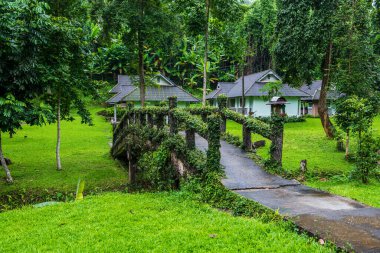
top-left (1, 0), bottom-right (380, 181)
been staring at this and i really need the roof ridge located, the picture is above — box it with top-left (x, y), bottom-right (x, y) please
top-left (175, 84), bottom-right (201, 102)
top-left (243, 69), bottom-right (271, 95)
top-left (120, 87), bottom-right (138, 101)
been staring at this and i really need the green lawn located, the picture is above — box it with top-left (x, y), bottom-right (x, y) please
top-left (308, 180), bottom-right (380, 208)
top-left (226, 116), bottom-right (380, 207)
top-left (0, 192), bottom-right (332, 252)
top-left (1, 107), bottom-right (127, 194)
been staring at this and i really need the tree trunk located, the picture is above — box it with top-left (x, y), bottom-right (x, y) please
top-left (241, 65), bottom-right (245, 116)
top-left (56, 95), bottom-right (62, 171)
top-left (138, 37), bottom-right (145, 107)
top-left (318, 42), bottom-right (335, 139)
top-left (202, 0), bottom-right (210, 107)
top-left (345, 131), bottom-right (350, 159)
top-left (0, 132), bottom-right (13, 183)
top-left (138, 0), bottom-right (145, 107)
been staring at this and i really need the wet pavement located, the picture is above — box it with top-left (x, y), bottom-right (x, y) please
top-left (194, 134), bottom-right (380, 252)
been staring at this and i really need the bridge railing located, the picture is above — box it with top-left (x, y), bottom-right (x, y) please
top-left (112, 95), bottom-right (284, 177)
top-left (182, 96), bottom-right (284, 166)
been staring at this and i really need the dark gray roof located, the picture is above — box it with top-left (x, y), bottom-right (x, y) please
top-left (310, 89), bottom-right (343, 101)
top-left (207, 69), bottom-right (309, 99)
top-left (299, 80), bottom-right (322, 96)
top-left (109, 76), bottom-right (134, 93)
top-left (245, 82), bottom-right (310, 97)
top-left (206, 82), bottom-right (235, 99)
top-left (106, 86), bottom-right (137, 104)
top-left (122, 86), bottom-right (199, 102)
top-left (227, 70), bottom-right (272, 98)
top-left (107, 74), bottom-right (198, 104)
top-left (300, 80), bottom-right (343, 101)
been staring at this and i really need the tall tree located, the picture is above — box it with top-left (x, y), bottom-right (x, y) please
top-left (332, 0), bottom-right (377, 97)
top-left (102, 0), bottom-right (174, 107)
top-left (240, 0), bottom-right (277, 73)
top-left (203, 0), bottom-right (211, 106)
top-left (43, 0), bottom-right (93, 170)
top-left (201, 0), bottom-right (243, 106)
top-left (0, 0), bottom-right (54, 182)
top-left (275, 0), bottom-right (340, 138)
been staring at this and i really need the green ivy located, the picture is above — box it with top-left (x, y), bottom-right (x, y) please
top-left (206, 114), bottom-right (222, 172)
top-left (185, 106), bottom-right (218, 115)
top-left (173, 109), bottom-right (208, 138)
top-left (222, 109), bottom-right (271, 139)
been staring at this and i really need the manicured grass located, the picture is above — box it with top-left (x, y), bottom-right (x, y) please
top-left (226, 116), bottom-right (380, 207)
top-left (308, 180), bottom-right (380, 208)
top-left (0, 192), bottom-right (331, 252)
top-left (227, 117), bottom-right (379, 174)
top-left (1, 107), bottom-right (127, 194)
top-left (373, 115), bottom-right (380, 137)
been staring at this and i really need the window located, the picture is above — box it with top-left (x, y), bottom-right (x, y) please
top-left (229, 98), bottom-right (235, 107)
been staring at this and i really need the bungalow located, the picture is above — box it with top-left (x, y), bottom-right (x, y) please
top-left (107, 74), bottom-right (199, 121)
top-left (299, 80), bottom-right (342, 116)
top-left (206, 69), bottom-right (309, 117)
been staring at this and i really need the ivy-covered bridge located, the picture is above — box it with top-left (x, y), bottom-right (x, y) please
top-left (111, 97), bottom-right (380, 253)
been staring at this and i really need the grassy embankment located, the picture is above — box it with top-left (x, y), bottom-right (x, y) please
top-left (226, 116), bottom-right (380, 207)
top-left (0, 192), bottom-right (332, 252)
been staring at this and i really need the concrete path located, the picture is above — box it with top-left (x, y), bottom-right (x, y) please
top-left (194, 134), bottom-right (380, 253)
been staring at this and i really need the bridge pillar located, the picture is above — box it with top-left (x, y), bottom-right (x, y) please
top-left (185, 129), bottom-right (195, 149)
top-left (155, 114), bottom-right (164, 129)
top-left (127, 148), bottom-right (137, 185)
top-left (217, 95), bottom-right (227, 133)
top-left (147, 113), bottom-right (154, 128)
top-left (242, 123), bottom-right (252, 151)
top-left (269, 116), bottom-right (285, 167)
top-left (139, 112), bottom-right (146, 125)
top-left (168, 97), bottom-right (178, 134)
top-left (206, 114), bottom-right (221, 172)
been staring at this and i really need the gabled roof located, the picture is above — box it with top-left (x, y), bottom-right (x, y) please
top-left (206, 82), bottom-right (235, 99)
top-left (299, 80), bottom-right (322, 96)
top-left (206, 69), bottom-right (310, 99)
top-left (122, 85), bottom-right (199, 102)
top-left (106, 86), bottom-right (137, 104)
top-left (227, 69), bottom-right (273, 98)
top-left (106, 74), bottom-right (199, 104)
top-left (300, 81), bottom-right (343, 101)
top-left (109, 76), bottom-right (134, 93)
top-left (246, 83), bottom-right (310, 97)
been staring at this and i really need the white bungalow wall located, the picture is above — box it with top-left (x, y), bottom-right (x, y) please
top-left (234, 96), bottom-right (301, 117)
top-left (212, 96), bottom-right (301, 117)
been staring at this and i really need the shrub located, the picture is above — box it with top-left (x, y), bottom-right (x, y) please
top-left (97, 107), bottom-right (125, 119)
top-left (222, 132), bottom-right (242, 147)
top-left (137, 147), bottom-right (176, 191)
top-left (353, 133), bottom-right (380, 183)
top-left (256, 115), bottom-right (306, 123)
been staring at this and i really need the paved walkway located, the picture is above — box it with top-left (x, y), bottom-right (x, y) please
top-left (194, 135), bottom-right (380, 253)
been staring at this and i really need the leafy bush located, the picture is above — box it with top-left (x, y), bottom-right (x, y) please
top-left (256, 115), bottom-right (306, 123)
top-left (353, 133), bottom-right (380, 183)
top-left (222, 132), bottom-right (242, 147)
top-left (97, 107), bottom-right (125, 119)
top-left (137, 147), bottom-right (176, 191)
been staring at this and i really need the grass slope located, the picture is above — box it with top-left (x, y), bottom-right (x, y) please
top-left (1, 107), bottom-right (127, 194)
top-left (226, 116), bottom-right (380, 207)
top-left (0, 192), bottom-right (331, 252)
